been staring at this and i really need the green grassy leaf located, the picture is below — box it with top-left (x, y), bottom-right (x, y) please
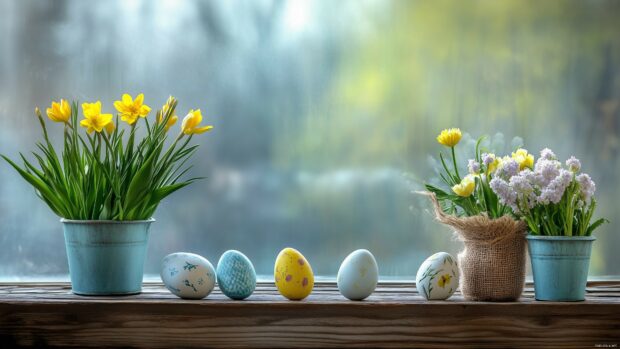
top-left (585, 218), bottom-right (609, 236)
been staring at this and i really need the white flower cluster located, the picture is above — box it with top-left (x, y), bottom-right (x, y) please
top-left (496, 158), bottom-right (519, 179)
top-left (576, 173), bottom-right (596, 203)
top-left (489, 148), bottom-right (595, 213)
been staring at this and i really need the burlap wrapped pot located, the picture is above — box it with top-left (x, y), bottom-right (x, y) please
top-left (425, 192), bottom-right (527, 301)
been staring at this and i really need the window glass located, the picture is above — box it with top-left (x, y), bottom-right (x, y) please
top-left (1, 0), bottom-right (619, 279)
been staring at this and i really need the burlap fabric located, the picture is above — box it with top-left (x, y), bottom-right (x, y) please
top-left (424, 192), bottom-right (527, 301)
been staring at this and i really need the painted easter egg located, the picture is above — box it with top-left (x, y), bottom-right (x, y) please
top-left (161, 252), bottom-right (216, 299)
top-left (216, 250), bottom-right (257, 300)
top-left (415, 252), bottom-right (459, 300)
top-left (337, 249), bottom-right (379, 301)
top-left (274, 247), bottom-right (314, 300)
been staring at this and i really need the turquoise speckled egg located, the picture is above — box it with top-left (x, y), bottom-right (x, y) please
top-left (216, 250), bottom-right (257, 300)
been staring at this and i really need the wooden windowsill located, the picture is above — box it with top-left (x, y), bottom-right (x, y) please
top-left (1, 281), bottom-right (619, 348)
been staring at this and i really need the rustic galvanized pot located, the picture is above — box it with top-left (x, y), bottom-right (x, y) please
top-left (62, 219), bottom-right (154, 295)
top-left (527, 235), bottom-right (595, 301)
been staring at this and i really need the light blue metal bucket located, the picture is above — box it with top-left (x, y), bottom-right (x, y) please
top-left (526, 235), bottom-right (595, 301)
top-left (62, 219), bottom-right (154, 296)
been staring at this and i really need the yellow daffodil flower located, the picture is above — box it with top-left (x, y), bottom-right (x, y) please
top-left (437, 274), bottom-right (452, 288)
top-left (157, 97), bottom-right (178, 131)
top-left (46, 99), bottom-right (71, 123)
top-left (485, 153), bottom-right (500, 174)
top-left (452, 174), bottom-right (476, 197)
top-left (80, 101), bottom-right (113, 134)
top-left (113, 93), bottom-right (151, 125)
top-left (436, 128), bottom-right (462, 147)
top-left (512, 148), bottom-right (534, 170)
top-left (105, 121), bottom-right (116, 134)
top-left (159, 114), bottom-right (178, 132)
top-left (181, 109), bottom-right (213, 135)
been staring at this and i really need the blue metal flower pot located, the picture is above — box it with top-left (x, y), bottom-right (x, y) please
top-left (526, 235), bottom-right (595, 301)
top-left (62, 219), bottom-right (154, 296)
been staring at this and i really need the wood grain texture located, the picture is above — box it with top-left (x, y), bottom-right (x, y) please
top-left (0, 282), bottom-right (619, 348)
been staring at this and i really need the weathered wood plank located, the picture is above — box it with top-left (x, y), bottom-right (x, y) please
top-left (0, 282), bottom-right (619, 348)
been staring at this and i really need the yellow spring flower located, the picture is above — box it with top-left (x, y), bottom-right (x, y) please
top-left (80, 101), bottom-right (113, 134)
top-left (113, 93), bottom-right (151, 125)
top-left (485, 153), bottom-right (500, 174)
top-left (105, 121), bottom-right (116, 134)
top-left (512, 148), bottom-right (534, 170)
top-left (46, 99), bottom-right (71, 123)
top-left (437, 128), bottom-right (462, 147)
top-left (157, 97), bottom-right (178, 131)
top-left (159, 114), bottom-right (178, 132)
top-left (452, 174), bottom-right (476, 197)
top-left (438, 274), bottom-right (452, 288)
top-left (181, 109), bottom-right (213, 135)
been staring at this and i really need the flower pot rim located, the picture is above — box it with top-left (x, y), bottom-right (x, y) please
top-left (526, 235), bottom-right (596, 241)
top-left (60, 218), bottom-right (155, 224)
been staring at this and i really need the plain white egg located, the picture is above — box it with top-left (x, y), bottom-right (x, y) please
top-left (337, 249), bottom-right (379, 301)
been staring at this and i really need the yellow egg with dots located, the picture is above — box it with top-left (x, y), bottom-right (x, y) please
top-left (274, 247), bottom-right (314, 300)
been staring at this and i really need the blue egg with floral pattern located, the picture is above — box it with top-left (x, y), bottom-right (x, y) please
top-left (161, 252), bottom-right (216, 300)
top-left (216, 250), bottom-right (257, 300)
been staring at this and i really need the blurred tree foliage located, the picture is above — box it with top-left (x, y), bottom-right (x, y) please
top-left (277, 0), bottom-right (620, 170)
top-left (275, 0), bottom-right (620, 274)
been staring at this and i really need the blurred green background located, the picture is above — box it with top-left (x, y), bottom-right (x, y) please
top-left (0, 0), bottom-right (618, 279)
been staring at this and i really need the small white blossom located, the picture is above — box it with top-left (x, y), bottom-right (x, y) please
top-left (540, 148), bottom-right (557, 160)
top-left (482, 153), bottom-right (496, 166)
top-left (576, 173), bottom-right (596, 203)
top-left (468, 159), bottom-right (481, 174)
top-left (566, 156), bottom-right (581, 173)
